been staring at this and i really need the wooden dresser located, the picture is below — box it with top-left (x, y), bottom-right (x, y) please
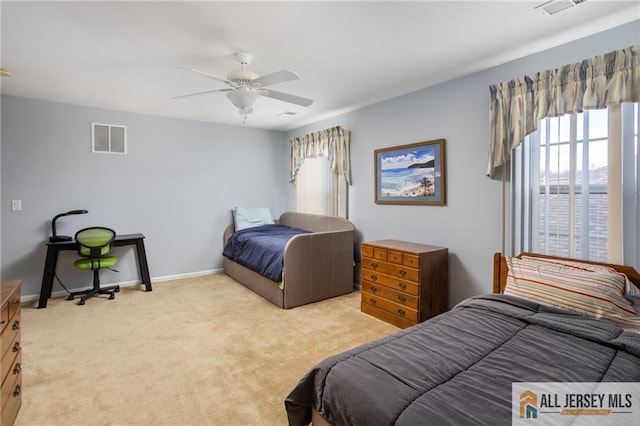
top-left (1, 281), bottom-right (22, 425)
top-left (361, 240), bottom-right (448, 328)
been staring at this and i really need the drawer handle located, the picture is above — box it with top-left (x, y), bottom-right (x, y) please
top-left (370, 286), bottom-right (378, 293)
top-left (12, 341), bottom-right (20, 353)
top-left (370, 262), bottom-right (378, 269)
top-left (398, 295), bottom-right (406, 303)
top-left (12, 319), bottom-right (20, 330)
top-left (0, 319), bottom-right (5, 326)
top-left (13, 385), bottom-right (21, 397)
top-left (369, 298), bottom-right (377, 305)
top-left (370, 274), bottom-right (378, 282)
top-left (13, 363), bottom-right (21, 374)
top-left (398, 282), bottom-right (407, 290)
top-left (398, 269), bottom-right (407, 276)
top-left (397, 308), bottom-right (406, 317)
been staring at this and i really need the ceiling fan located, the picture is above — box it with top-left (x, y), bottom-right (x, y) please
top-left (174, 51), bottom-right (313, 115)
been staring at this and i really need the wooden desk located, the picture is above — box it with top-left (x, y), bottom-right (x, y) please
top-left (38, 233), bottom-right (152, 308)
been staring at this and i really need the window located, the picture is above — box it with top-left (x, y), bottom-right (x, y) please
top-left (91, 122), bottom-right (127, 154)
top-left (290, 126), bottom-right (351, 218)
top-left (295, 156), bottom-right (347, 217)
top-left (511, 103), bottom-right (639, 267)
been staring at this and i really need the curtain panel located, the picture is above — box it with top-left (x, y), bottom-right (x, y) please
top-left (290, 126), bottom-right (351, 184)
top-left (487, 44), bottom-right (640, 178)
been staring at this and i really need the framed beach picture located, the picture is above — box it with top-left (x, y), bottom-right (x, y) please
top-left (374, 139), bottom-right (446, 205)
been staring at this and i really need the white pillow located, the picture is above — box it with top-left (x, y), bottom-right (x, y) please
top-left (233, 206), bottom-right (274, 231)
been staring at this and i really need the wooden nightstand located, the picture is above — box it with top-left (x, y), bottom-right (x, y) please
top-left (361, 240), bottom-right (448, 328)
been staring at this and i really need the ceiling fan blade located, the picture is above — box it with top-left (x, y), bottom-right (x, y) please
top-left (261, 89), bottom-right (313, 107)
top-left (178, 67), bottom-right (234, 86)
top-left (252, 70), bottom-right (300, 87)
top-left (171, 88), bottom-right (232, 99)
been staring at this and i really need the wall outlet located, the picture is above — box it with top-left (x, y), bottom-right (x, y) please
top-left (11, 200), bottom-right (22, 211)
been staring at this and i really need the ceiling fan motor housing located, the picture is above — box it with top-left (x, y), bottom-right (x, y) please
top-left (226, 68), bottom-right (260, 86)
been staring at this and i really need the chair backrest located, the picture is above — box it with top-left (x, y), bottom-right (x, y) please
top-left (75, 227), bottom-right (116, 259)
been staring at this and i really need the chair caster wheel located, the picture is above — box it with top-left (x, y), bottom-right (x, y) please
top-left (109, 294), bottom-right (115, 300)
top-left (78, 299), bottom-right (85, 305)
top-left (67, 295), bottom-right (74, 301)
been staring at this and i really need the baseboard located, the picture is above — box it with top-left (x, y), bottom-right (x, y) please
top-left (151, 268), bottom-right (222, 283)
top-left (20, 268), bottom-right (224, 303)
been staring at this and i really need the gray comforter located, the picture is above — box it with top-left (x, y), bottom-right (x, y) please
top-left (285, 295), bottom-right (640, 426)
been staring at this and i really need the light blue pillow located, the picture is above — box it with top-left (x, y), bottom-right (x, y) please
top-left (233, 206), bottom-right (274, 231)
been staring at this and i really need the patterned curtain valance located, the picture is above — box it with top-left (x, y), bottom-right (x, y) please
top-left (290, 125), bottom-right (351, 184)
top-left (486, 44), bottom-right (640, 177)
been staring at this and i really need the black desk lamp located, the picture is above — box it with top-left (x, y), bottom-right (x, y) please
top-left (49, 210), bottom-right (88, 242)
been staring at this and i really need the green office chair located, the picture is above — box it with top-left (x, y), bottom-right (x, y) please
top-left (67, 227), bottom-right (120, 305)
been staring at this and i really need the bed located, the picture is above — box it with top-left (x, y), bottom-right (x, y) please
top-left (223, 211), bottom-right (356, 309)
top-left (285, 252), bottom-right (640, 426)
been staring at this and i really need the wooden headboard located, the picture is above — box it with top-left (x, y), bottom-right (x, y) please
top-left (492, 252), bottom-right (640, 294)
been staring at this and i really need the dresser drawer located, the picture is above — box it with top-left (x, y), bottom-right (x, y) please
top-left (1, 313), bottom-right (20, 360)
top-left (373, 247), bottom-right (387, 261)
top-left (361, 302), bottom-right (415, 329)
top-left (1, 280), bottom-right (22, 426)
top-left (402, 253), bottom-right (419, 268)
top-left (7, 293), bottom-right (19, 322)
top-left (0, 304), bottom-right (8, 334)
top-left (387, 250), bottom-right (402, 264)
top-left (361, 280), bottom-right (418, 309)
top-left (361, 270), bottom-right (419, 296)
top-left (362, 245), bottom-right (375, 258)
top-left (1, 332), bottom-right (21, 384)
top-left (1, 360), bottom-right (21, 426)
top-left (362, 290), bottom-right (418, 322)
top-left (362, 258), bottom-right (419, 282)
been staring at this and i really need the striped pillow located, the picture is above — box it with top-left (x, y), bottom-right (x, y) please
top-left (504, 257), bottom-right (640, 333)
top-left (521, 255), bottom-right (640, 296)
top-left (520, 255), bottom-right (619, 274)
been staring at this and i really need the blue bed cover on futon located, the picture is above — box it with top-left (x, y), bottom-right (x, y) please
top-left (222, 224), bottom-right (310, 282)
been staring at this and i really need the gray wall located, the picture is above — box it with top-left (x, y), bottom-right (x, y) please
top-left (1, 97), bottom-right (287, 297)
top-left (286, 21), bottom-right (640, 306)
top-left (2, 20), bottom-right (638, 305)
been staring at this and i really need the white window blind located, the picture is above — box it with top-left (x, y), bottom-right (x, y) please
top-left (511, 103), bottom-right (639, 267)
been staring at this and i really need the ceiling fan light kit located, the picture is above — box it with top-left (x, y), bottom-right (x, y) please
top-left (175, 51), bottom-right (313, 117)
top-left (227, 87), bottom-right (258, 115)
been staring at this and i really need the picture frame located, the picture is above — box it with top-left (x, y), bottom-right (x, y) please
top-left (374, 138), bottom-right (446, 205)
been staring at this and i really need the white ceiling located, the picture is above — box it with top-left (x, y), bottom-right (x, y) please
top-left (1, 1), bottom-right (638, 131)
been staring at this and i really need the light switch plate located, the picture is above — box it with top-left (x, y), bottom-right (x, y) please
top-left (11, 200), bottom-right (21, 211)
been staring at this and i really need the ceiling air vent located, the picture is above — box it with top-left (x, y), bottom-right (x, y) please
top-left (535, 0), bottom-right (586, 15)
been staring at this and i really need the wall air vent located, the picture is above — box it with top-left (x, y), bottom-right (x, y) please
top-left (535, 0), bottom-right (586, 15)
top-left (91, 122), bottom-right (127, 154)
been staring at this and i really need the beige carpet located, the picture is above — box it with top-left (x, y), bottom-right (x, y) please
top-left (16, 274), bottom-right (398, 425)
